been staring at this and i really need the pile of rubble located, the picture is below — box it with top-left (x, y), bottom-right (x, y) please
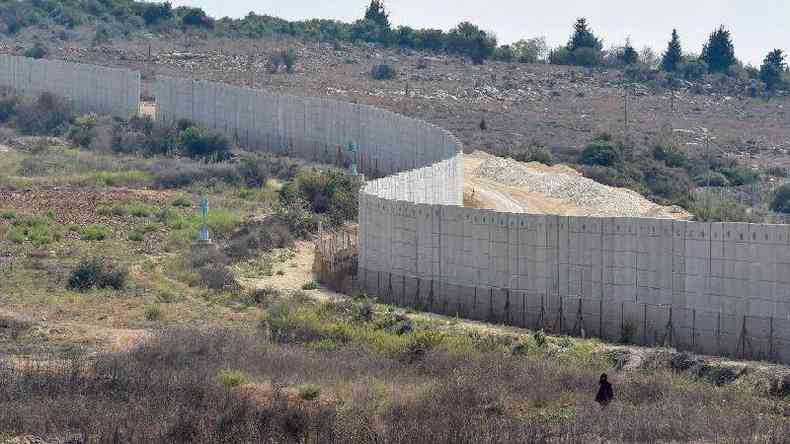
top-left (474, 155), bottom-right (685, 219)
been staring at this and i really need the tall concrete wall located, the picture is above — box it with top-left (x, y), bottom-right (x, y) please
top-left (0, 55), bottom-right (140, 119)
top-left (358, 207), bottom-right (790, 362)
top-left (154, 76), bottom-right (463, 206)
top-left (152, 75), bottom-right (790, 363)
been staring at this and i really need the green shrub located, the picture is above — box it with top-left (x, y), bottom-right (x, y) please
top-left (4, 225), bottom-right (25, 243)
top-left (370, 64), bottom-right (397, 80)
top-left (127, 202), bottom-right (156, 217)
top-left (692, 195), bottom-right (756, 222)
top-left (719, 165), bottom-right (759, 186)
top-left (1, 210), bottom-right (16, 220)
top-left (217, 370), bottom-right (247, 390)
top-left (67, 113), bottom-right (98, 147)
top-left (579, 140), bottom-right (623, 166)
top-left (652, 144), bottom-right (688, 168)
top-left (179, 126), bottom-right (231, 161)
top-left (771, 184), bottom-right (790, 213)
top-left (533, 330), bottom-right (547, 348)
top-left (694, 171), bottom-right (730, 187)
top-left (127, 230), bottom-right (144, 242)
top-left (80, 224), bottom-right (109, 241)
top-left (513, 145), bottom-right (553, 165)
top-left (156, 290), bottom-right (184, 304)
top-left (144, 304), bottom-right (162, 321)
top-left (15, 92), bottom-right (73, 136)
top-left (67, 257), bottom-right (128, 292)
top-left (171, 196), bottom-right (192, 208)
top-left (23, 42), bottom-right (48, 59)
top-left (297, 384), bottom-right (321, 400)
top-left (0, 93), bottom-right (19, 123)
top-left (282, 168), bottom-right (362, 227)
top-left (301, 281), bottom-right (319, 290)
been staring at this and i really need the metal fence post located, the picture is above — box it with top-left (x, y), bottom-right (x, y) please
top-left (692, 309), bottom-right (696, 350)
top-left (599, 299), bottom-right (603, 339)
top-left (716, 312), bottom-right (721, 354)
top-left (770, 316), bottom-right (775, 362)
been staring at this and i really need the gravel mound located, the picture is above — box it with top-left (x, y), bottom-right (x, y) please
top-left (474, 156), bottom-right (684, 218)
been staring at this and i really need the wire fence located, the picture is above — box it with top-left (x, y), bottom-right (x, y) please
top-left (357, 269), bottom-right (790, 364)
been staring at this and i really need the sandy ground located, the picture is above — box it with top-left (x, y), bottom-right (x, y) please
top-left (464, 150), bottom-right (690, 219)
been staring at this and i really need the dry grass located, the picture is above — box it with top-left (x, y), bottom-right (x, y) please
top-left (0, 324), bottom-right (788, 443)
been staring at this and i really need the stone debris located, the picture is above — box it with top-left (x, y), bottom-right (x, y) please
top-left (474, 155), bottom-right (686, 219)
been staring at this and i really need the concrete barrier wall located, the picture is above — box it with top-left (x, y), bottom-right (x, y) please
top-left (358, 206), bottom-right (790, 362)
top-left (0, 55), bottom-right (140, 118)
top-left (152, 75), bottom-right (790, 362)
top-left (154, 76), bottom-right (463, 207)
top-left (10, 55), bottom-right (787, 361)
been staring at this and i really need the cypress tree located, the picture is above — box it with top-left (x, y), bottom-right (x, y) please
top-left (701, 25), bottom-right (736, 73)
top-left (661, 29), bottom-right (683, 72)
top-left (364, 0), bottom-right (390, 30)
top-left (620, 38), bottom-right (639, 65)
top-left (760, 49), bottom-right (787, 91)
top-left (567, 18), bottom-right (602, 52)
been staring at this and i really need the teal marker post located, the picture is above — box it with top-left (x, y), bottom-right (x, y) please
top-left (199, 197), bottom-right (211, 243)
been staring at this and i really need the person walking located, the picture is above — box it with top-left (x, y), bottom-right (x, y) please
top-left (595, 373), bottom-right (614, 408)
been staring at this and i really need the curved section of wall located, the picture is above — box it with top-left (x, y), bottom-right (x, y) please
top-left (154, 76), bottom-right (463, 207)
top-left (5, 55), bottom-right (786, 363)
top-left (0, 55), bottom-right (139, 118)
top-left (153, 75), bottom-right (790, 363)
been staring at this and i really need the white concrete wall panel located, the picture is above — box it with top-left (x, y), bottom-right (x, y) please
top-left (0, 55), bottom-right (139, 118)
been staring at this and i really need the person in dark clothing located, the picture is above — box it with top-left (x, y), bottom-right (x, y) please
top-left (595, 373), bottom-right (614, 408)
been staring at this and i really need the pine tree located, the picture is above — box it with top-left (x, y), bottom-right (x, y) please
top-left (701, 25), bottom-right (736, 73)
top-left (364, 0), bottom-right (390, 30)
top-left (660, 29), bottom-right (682, 72)
top-left (620, 38), bottom-right (639, 65)
top-left (567, 18), bottom-right (602, 52)
top-left (760, 49), bottom-right (787, 91)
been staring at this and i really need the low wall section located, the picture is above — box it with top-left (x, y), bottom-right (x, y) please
top-left (0, 55), bottom-right (139, 118)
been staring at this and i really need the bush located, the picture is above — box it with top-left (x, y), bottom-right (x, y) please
top-left (127, 230), bottom-right (144, 242)
top-left (719, 166), bottom-right (759, 186)
top-left (282, 168), bottom-right (362, 227)
top-left (23, 42), bottom-right (48, 59)
top-left (80, 224), bottom-right (109, 241)
top-left (180, 7), bottom-right (213, 29)
top-left (297, 384), bottom-right (321, 401)
top-left (652, 144), bottom-right (687, 168)
top-left (171, 196), bottom-right (192, 208)
top-left (67, 257), bottom-right (128, 292)
top-left (301, 281), bottom-right (319, 290)
top-left (512, 145), bottom-right (553, 165)
top-left (370, 64), bottom-right (397, 80)
top-left (579, 140), bottom-right (623, 166)
top-left (15, 92), bottom-right (73, 135)
top-left (0, 92), bottom-right (19, 123)
top-left (217, 370), bottom-right (247, 390)
top-left (179, 126), bottom-right (231, 161)
top-left (691, 195), bottom-right (755, 222)
top-left (144, 304), bottom-right (162, 321)
top-left (694, 171), bottom-right (730, 187)
top-left (771, 184), bottom-right (790, 213)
